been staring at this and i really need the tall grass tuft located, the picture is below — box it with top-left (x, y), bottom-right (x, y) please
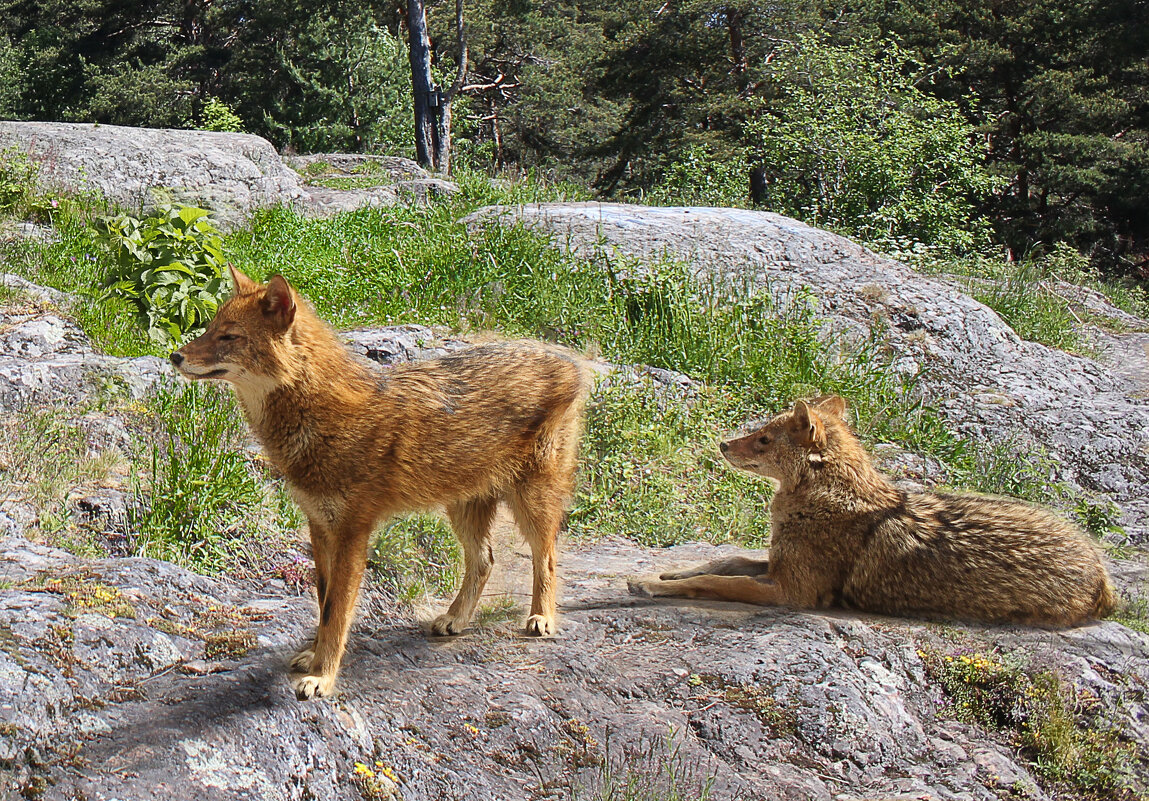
top-left (129, 383), bottom-right (268, 572)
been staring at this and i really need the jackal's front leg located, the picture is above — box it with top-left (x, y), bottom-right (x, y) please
top-left (291, 518), bottom-right (371, 700)
top-left (658, 555), bottom-right (770, 581)
top-left (291, 518), bottom-right (331, 675)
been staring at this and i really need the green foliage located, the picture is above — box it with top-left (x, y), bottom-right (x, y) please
top-left (921, 649), bottom-right (1141, 796)
top-left (0, 146), bottom-right (40, 216)
top-left (846, 0), bottom-right (1149, 275)
top-left (570, 381), bottom-right (770, 548)
top-left (368, 513), bottom-right (460, 601)
top-left (234, 9), bottom-right (413, 154)
top-left (592, 0), bottom-right (815, 194)
top-left (645, 147), bottom-right (747, 208)
top-left (743, 35), bottom-right (1000, 255)
top-left (0, 0), bottom-right (199, 126)
top-left (130, 384), bottom-right (266, 573)
top-left (96, 205), bottom-right (230, 346)
top-left (0, 34), bottom-right (22, 117)
top-left (200, 98), bottom-right (245, 133)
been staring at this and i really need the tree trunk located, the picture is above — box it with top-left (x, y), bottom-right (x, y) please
top-left (406, 0), bottom-right (467, 174)
top-left (407, 0), bottom-right (436, 169)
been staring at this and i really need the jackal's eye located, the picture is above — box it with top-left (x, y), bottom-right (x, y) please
top-left (758, 435), bottom-right (770, 445)
top-left (218, 333), bottom-right (240, 342)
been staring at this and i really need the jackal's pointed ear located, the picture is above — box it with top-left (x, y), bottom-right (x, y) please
top-left (811, 394), bottom-right (848, 422)
top-left (792, 399), bottom-right (827, 451)
top-left (228, 264), bottom-right (258, 295)
top-left (261, 274), bottom-right (296, 328)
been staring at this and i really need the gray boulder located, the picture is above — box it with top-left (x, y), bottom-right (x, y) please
top-left (0, 122), bottom-right (307, 228)
top-left (0, 299), bottom-right (172, 412)
top-left (0, 122), bottom-right (458, 228)
top-left (467, 203), bottom-right (1149, 541)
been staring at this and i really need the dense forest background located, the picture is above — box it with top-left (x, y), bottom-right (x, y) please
top-left (0, 0), bottom-right (1146, 276)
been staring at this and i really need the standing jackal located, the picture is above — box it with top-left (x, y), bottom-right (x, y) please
top-left (171, 267), bottom-right (590, 699)
top-left (631, 395), bottom-right (1116, 626)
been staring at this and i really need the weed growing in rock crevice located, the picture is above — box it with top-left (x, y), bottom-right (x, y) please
top-left (920, 648), bottom-right (1144, 798)
top-left (572, 727), bottom-right (721, 801)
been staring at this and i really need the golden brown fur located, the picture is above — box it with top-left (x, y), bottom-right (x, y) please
top-left (172, 267), bottom-right (590, 698)
top-left (630, 395), bottom-right (1116, 626)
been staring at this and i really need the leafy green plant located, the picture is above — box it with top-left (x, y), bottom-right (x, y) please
top-left (200, 97), bottom-right (245, 133)
top-left (97, 204), bottom-right (230, 345)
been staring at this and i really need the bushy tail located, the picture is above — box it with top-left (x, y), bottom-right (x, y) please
top-left (1093, 576), bottom-right (1118, 619)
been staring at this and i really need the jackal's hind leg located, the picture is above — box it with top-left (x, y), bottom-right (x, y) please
top-left (658, 555), bottom-right (770, 581)
top-left (509, 478), bottom-right (565, 637)
top-left (431, 496), bottom-right (498, 636)
top-left (629, 574), bottom-right (786, 606)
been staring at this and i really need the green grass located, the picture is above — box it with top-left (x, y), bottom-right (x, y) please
top-left (128, 382), bottom-right (300, 573)
top-left (368, 513), bottom-right (460, 600)
top-left (570, 380), bottom-right (771, 548)
top-left (910, 243), bottom-right (1149, 352)
top-left (0, 409), bottom-right (123, 554)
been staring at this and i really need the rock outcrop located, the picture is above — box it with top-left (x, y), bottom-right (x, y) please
top-left (0, 123), bottom-right (457, 228)
top-left (4, 529), bottom-right (1149, 801)
top-left (468, 203), bottom-right (1149, 542)
top-left (0, 273), bottom-right (170, 411)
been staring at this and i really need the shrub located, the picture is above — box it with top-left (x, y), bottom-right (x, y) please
top-left (200, 98), bottom-right (245, 133)
top-left (921, 648), bottom-right (1140, 796)
top-left (650, 35), bottom-right (1003, 256)
top-left (96, 204), bottom-right (230, 346)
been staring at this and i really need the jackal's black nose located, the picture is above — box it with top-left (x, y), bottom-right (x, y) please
top-left (719, 441), bottom-right (729, 453)
top-left (169, 352), bottom-right (184, 367)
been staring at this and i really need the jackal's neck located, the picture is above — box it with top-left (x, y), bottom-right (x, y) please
top-left (789, 436), bottom-right (902, 512)
top-left (233, 315), bottom-right (375, 438)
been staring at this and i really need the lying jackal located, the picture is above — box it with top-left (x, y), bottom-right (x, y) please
top-left (172, 267), bottom-right (590, 698)
top-left (631, 395), bottom-right (1115, 626)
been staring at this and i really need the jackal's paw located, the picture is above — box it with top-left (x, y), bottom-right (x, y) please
top-left (628, 578), bottom-right (668, 598)
top-left (292, 672), bottom-right (336, 700)
top-left (524, 614), bottom-right (556, 637)
top-left (289, 647), bottom-right (315, 673)
top-left (430, 613), bottom-right (468, 636)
